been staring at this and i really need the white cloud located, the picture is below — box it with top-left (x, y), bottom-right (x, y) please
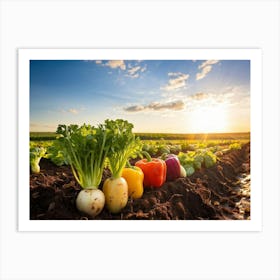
top-left (196, 60), bottom-right (219, 80)
top-left (95, 60), bottom-right (146, 78)
top-left (140, 66), bottom-right (146, 72)
top-left (125, 64), bottom-right (146, 78)
top-left (124, 100), bottom-right (185, 112)
top-left (123, 105), bottom-right (145, 112)
top-left (219, 86), bottom-right (250, 107)
top-left (196, 65), bottom-right (212, 80)
top-left (128, 66), bottom-right (141, 75)
top-left (190, 92), bottom-right (210, 100)
top-left (162, 73), bottom-right (190, 91)
top-left (198, 60), bottom-right (219, 69)
top-left (106, 60), bottom-right (126, 70)
top-left (185, 87), bottom-right (250, 111)
top-left (60, 108), bottom-right (81, 114)
top-left (147, 100), bottom-right (185, 111)
top-left (130, 73), bottom-right (139, 78)
top-left (68, 108), bottom-right (79, 114)
top-left (168, 72), bottom-right (183, 76)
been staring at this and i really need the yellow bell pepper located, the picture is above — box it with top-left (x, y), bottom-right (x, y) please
top-left (121, 166), bottom-right (144, 199)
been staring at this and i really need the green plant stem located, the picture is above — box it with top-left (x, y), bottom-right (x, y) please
top-left (142, 151), bottom-right (152, 162)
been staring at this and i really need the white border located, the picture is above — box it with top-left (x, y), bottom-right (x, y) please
top-left (18, 48), bottom-right (262, 232)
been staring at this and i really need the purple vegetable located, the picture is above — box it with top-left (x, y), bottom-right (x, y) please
top-left (165, 154), bottom-right (181, 181)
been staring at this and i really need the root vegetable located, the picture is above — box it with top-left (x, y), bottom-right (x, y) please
top-left (103, 177), bottom-right (128, 214)
top-left (76, 189), bottom-right (105, 217)
top-left (180, 165), bottom-right (187, 177)
top-left (104, 119), bottom-right (142, 213)
top-left (55, 120), bottom-right (141, 216)
top-left (56, 123), bottom-right (111, 217)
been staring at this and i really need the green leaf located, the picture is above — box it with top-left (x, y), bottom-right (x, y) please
top-left (55, 123), bottom-right (112, 188)
top-left (30, 146), bottom-right (47, 173)
top-left (45, 141), bottom-right (69, 166)
top-left (105, 119), bottom-right (142, 178)
top-left (203, 151), bottom-right (217, 168)
top-left (229, 142), bottom-right (242, 150)
top-left (184, 164), bottom-right (195, 176)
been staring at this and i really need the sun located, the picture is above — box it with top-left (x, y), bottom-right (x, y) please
top-left (188, 104), bottom-right (228, 133)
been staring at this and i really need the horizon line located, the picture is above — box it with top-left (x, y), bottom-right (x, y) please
top-left (30, 131), bottom-right (251, 135)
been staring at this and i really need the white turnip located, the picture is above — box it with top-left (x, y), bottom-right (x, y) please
top-left (76, 189), bottom-right (105, 217)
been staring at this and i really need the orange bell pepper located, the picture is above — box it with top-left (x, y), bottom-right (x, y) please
top-left (135, 152), bottom-right (166, 188)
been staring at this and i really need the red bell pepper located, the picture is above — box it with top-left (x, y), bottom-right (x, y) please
top-left (135, 152), bottom-right (166, 188)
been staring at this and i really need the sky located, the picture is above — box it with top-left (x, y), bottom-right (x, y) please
top-left (30, 59), bottom-right (250, 133)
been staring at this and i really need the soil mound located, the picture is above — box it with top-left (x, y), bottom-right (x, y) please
top-left (30, 143), bottom-right (250, 220)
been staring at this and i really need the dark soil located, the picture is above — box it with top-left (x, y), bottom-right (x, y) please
top-left (30, 143), bottom-right (250, 220)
